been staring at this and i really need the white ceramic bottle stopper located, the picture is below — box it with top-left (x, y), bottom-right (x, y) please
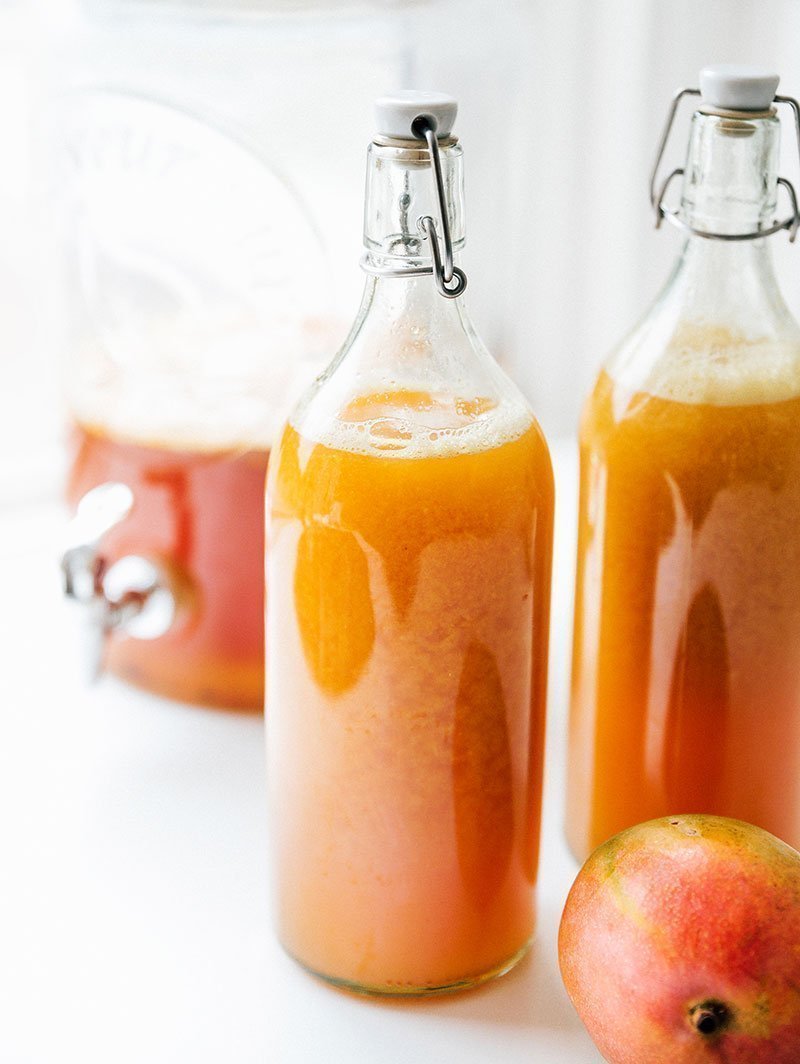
top-left (699, 65), bottom-right (779, 112)
top-left (374, 90), bottom-right (458, 139)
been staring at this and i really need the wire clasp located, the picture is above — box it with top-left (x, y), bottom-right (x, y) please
top-left (411, 113), bottom-right (467, 298)
top-left (650, 87), bottom-right (800, 242)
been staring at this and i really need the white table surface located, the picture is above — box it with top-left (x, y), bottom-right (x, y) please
top-left (2, 441), bottom-right (604, 1064)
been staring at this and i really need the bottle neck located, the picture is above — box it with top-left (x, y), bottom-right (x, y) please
top-left (680, 110), bottom-right (779, 235)
top-left (287, 131), bottom-right (527, 443)
top-left (671, 110), bottom-right (791, 325)
top-left (362, 137), bottom-right (465, 279)
top-left (333, 139), bottom-right (479, 392)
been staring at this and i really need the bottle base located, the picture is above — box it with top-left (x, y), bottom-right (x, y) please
top-left (285, 938), bottom-right (532, 998)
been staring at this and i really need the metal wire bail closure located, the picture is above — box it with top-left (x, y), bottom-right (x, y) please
top-left (411, 113), bottom-right (468, 298)
top-left (649, 87), bottom-right (800, 243)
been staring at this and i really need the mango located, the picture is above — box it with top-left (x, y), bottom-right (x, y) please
top-left (558, 815), bottom-right (800, 1063)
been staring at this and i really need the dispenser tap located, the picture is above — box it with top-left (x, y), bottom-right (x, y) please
top-left (61, 482), bottom-right (178, 680)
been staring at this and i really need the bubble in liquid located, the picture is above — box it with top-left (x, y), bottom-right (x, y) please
top-left (368, 418), bottom-right (413, 442)
top-left (373, 441), bottom-right (406, 451)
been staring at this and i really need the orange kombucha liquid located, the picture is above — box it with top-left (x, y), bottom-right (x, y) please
top-left (67, 424), bottom-right (268, 708)
top-left (266, 391), bottom-right (553, 993)
top-left (568, 368), bottom-right (800, 860)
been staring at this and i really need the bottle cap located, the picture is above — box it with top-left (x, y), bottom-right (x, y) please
top-left (699, 65), bottom-right (779, 112)
top-left (374, 91), bottom-right (458, 140)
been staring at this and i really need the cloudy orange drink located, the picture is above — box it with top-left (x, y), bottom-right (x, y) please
top-left (267, 389), bottom-right (553, 992)
top-left (566, 81), bottom-right (800, 862)
top-left (568, 337), bottom-right (800, 861)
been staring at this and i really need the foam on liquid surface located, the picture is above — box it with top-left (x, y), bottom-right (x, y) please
top-left (615, 325), bottom-right (800, 407)
top-left (298, 390), bottom-right (533, 459)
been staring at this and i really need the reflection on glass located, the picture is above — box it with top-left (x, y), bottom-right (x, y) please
top-left (453, 640), bottom-right (514, 911)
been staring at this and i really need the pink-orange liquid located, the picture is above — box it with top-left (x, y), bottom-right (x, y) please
top-left (568, 370), bottom-right (800, 859)
top-left (67, 424), bottom-right (268, 708)
top-left (267, 391), bottom-right (554, 993)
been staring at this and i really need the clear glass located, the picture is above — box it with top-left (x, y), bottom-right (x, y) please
top-left (266, 137), bottom-right (554, 994)
top-left (60, 90), bottom-right (329, 707)
top-left (567, 110), bottom-right (800, 861)
top-left (50, 2), bottom-right (413, 707)
top-left (56, 91), bottom-right (327, 706)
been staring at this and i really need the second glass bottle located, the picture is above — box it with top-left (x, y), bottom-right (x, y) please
top-left (567, 66), bottom-right (800, 860)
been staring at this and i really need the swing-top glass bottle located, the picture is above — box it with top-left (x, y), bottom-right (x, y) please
top-left (567, 66), bottom-right (800, 861)
top-left (266, 92), bottom-right (554, 994)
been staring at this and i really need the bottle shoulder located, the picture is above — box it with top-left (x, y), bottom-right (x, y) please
top-left (600, 239), bottom-right (800, 408)
top-left (280, 292), bottom-right (544, 462)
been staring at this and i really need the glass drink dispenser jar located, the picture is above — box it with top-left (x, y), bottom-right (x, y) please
top-left (59, 101), bottom-right (332, 708)
top-left (50, 0), bottom-right (438, 707)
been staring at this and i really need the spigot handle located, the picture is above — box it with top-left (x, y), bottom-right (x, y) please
top-left (62, 482), bottom-right (177, 681)
top-left (62, 482), bottom-right (134, 603)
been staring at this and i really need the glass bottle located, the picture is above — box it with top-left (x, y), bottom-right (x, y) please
top-left (266, 92), bottom-right (554, 995)
top-left (567, 67), bottom-right (800, 861)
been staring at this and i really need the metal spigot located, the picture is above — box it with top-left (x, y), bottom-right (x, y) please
top-left (61, 482), bottom-right (178, 680)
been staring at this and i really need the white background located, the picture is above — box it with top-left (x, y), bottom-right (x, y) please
top-left (4, 3), bottom-right (800, 1061)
